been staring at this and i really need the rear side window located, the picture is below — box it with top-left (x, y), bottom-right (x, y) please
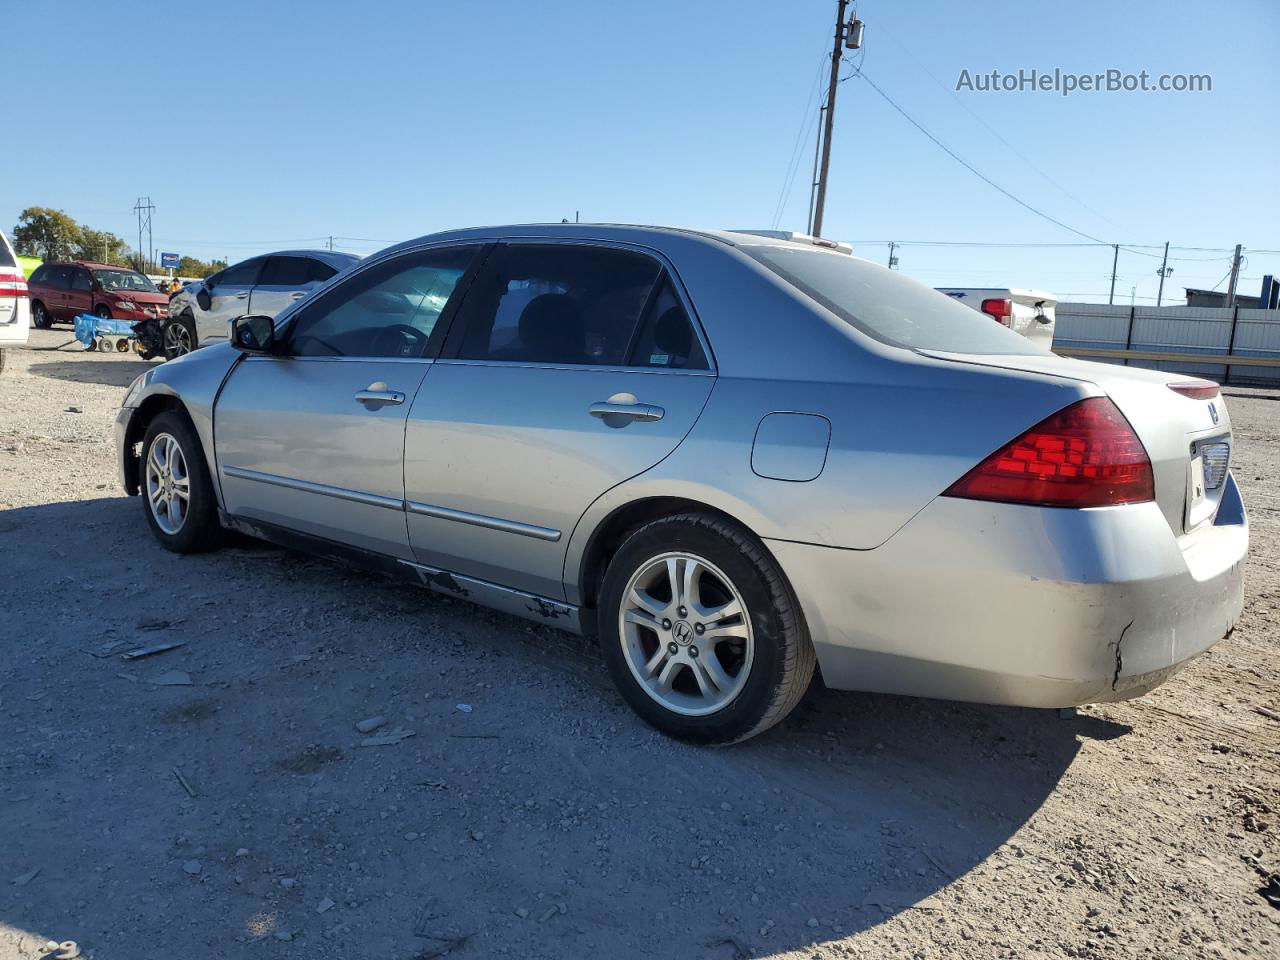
top-left (742, 245), bottom-right (1044, 355)
top-left (455, 245), bottom-right (661, 366)
top-left (46, 265), bottom-right (73, 290)
top-left (308, 259), bottom-right (338, 283)
top-left (627, 275), bottom-right (708, 369)
top-left (258, 256), bottom-right (312, 287)
top-left (29, 265), bottom-right (48, 284)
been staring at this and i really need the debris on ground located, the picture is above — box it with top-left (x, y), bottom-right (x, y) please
top-left (12, 868), bottom-right (39, 886)
top-left (353, 727), bottom-right (415, 747)
top-left (120, 640), bottom-right (186, 661)
top-left (354, 715), bottom-right (388, 734)
top-left (172, 767), bottom-right (197, 798)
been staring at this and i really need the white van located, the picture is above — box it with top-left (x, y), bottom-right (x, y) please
top-left (936, 287), bottom-right (1056, 350)
top-left (0, 228), bottom-right (30, 372)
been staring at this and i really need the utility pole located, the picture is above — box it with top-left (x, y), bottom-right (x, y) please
top-left (133, 197), bottom-right (155, 273)
top-left (1155, 241), bottom-right (1172, 307)
top-left (810, 0), bottom-right (849, 238)
top-left (328, 236), bottom-right (334, 251)
top-left (886, 241), bottom-right (899, 269)
top-left (1108, 244), bottom-right (1119, 305)
top-left (1225, 243), bottom-right (1244, 306)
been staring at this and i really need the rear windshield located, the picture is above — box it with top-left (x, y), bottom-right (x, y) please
top-left (0, 232), bottom-right (15, 268)
top-left (95, 269), bottom-right (157, 293)
top-left (742, 244), bottom-right (1044, 355)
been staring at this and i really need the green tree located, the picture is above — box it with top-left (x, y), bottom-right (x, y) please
top-left (177, 255), bottom-right (227, 278)
top-left (75, 229), bottom-right (131, 266)
top-left (11, 207), bottom-right (82, 261)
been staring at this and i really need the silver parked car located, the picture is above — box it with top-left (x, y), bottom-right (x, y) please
top-left (164, 250), bottom-right (358, 358)
top-left (115, 225), bottom-right (1247, 744)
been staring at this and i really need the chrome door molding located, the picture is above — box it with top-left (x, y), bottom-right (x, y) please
top-left (405, 500), bottom-right (561, 542)
top-left (221, 465), bottom-right (404, 511)
top-left (222, 465), bottom-right (560, 539)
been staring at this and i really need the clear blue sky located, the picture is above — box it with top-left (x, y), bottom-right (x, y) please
top-left (5, 0), bottom-right (1277, 303)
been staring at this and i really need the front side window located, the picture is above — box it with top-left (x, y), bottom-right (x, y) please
top-left (70, 268), bottom-right (92, 291)
top-left (287, 247), bottom-right (476, 359)
top-left (215, 258), bottom-right (263, 287)
top-left (455, 245), bottom-right (662, 366)
top-left (93, 269), bottom-right (155, 293)
top-left (46, 265), bottom-right (73, 290)
top-left (741, 244), bottom-right (1045, 356)
top-left (258, 256), bottom-right (312, 287)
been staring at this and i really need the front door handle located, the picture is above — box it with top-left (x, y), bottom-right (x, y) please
top-left (235, 292), bottom-right (249, 299)
top-left (290, 291), bottom-right (306, 299)
top-left (355, 381), bottom-right (405, 406)
top-left (589, 399), bottom-right (664, 422)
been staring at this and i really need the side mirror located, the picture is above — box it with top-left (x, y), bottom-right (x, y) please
top-left (232, 315), bottom-right (276, 354)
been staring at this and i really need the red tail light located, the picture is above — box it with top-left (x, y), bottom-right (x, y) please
top-left (1167, 380), bottom-right (1220, 400)
top-left (980, 297), bottom-right (1011, 324)
top-left (0, 269), bottom-right (27, 299)
top-left (943, 397), bottom-right (1154, 508)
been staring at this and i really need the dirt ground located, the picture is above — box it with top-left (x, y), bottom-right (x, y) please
top-left (1, 328), bottom-right (1277, 960)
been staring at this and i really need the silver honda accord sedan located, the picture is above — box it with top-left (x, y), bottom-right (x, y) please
top-left (115, 224), bottom-right (1248, 744)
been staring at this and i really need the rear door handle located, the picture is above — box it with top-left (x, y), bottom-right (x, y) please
top-left (290, 291), bottom-right (306, 299)
top-left (589, 400), bottom-right (664, 422)
top-left (355, 382), bottom-right (405, 406)
top-left (235, 292), bottom-right (249, 299)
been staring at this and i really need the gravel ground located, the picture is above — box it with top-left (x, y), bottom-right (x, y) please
top-left (1, 328), bottom-right (1278, 960)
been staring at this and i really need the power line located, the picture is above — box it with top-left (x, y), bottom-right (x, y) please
top-left (771, 41), bottom-right (832, 229)
top-left (872, 23), bottom-right (1127, 235)
top-left (850, 70), bottom-right (1111, 244)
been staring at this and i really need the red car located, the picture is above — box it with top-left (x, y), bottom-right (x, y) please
top-left (28, 260), bottom-right (170, 328)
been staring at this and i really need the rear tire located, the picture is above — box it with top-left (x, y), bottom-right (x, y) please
top-left (31, 301), bottom-right (52, 329)
top-left (139, 412), bottom-right (222, 553)
top-left (164, 314), bottom-right (196, 359)
top-left (597, 513), bottom-right (816, 745)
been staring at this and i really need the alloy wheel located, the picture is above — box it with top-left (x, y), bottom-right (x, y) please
top-left (164, 322), bottom-right (192, 357)
top-left (145, 432), bottom-right (191, 535)
top-left (618, 552), bottom-right (754, 716)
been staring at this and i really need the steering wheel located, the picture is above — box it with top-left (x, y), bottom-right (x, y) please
top-left (370, 323), bottom-right (429, 358)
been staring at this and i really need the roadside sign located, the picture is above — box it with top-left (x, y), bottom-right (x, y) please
top-left (160, 252), bottom-right (180, 269)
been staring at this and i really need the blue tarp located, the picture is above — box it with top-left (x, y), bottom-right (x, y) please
top-left (73, 314), bottom-right (137, 348)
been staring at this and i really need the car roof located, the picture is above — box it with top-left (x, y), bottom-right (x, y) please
top-left (375, 223), bottom-right (840, 258)
top-left (235, 249), bottom-right (360, 265)
top-left (38, 260), bottom-right (144, 271)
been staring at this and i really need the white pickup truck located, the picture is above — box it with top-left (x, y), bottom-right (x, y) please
top-left (936, 287), bottom-right (1057, 349)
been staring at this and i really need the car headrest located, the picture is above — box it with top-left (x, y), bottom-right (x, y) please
top-left (518, 293), bottom-right (585, 362)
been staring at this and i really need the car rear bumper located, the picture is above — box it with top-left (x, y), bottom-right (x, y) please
top-left (767, 473), bottom-right (1247, 708)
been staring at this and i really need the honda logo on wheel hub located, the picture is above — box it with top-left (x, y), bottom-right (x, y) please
top-left (672, 620), bottom-right (694, 645)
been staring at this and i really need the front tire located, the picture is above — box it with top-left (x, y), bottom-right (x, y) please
top-left (94, 304), bottom-right (112, 320)
top-left (140, 412), bottom-right (222, 553)
top-left (164, 314), bottom-right (196, 359)
top-left (598, 513), bottom-right (816, 744)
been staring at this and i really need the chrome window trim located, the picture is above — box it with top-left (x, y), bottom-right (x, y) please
top-left (405, 500), bottom-right (561, 542)
top-left (243, 354), bottom-right (436, 366)
top-left (222, 466), bottom-right (404, 512)
top-left (432, 357), bottom-right (714, 377)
